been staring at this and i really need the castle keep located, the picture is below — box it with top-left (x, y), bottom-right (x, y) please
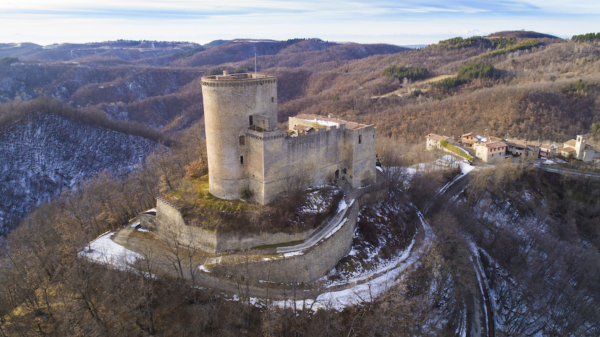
top-left (201, 72), bottom-right (377, 204)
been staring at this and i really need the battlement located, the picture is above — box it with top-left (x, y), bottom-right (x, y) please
top-left (292, 114), bottom-right (370, 130)
top-left (201, 72), bottom-right (276, 87)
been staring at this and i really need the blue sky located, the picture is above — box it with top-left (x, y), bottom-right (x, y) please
top-left (0, 0), bottom-right (598, 46)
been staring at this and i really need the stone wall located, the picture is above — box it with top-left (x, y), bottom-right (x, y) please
top-left (139, 213), bottom-right (156, 229)
top-left (208, 183), bottom-right (389, 283)
top-left (153, 197), bottom-right (320, 254)
top-left (210, 198), bottom-right (361, 283)
top-left (201, 74), bottom-right (277, 201)
top-left (155, 197), bottom-right (218, 252)
top-left (245, 123), bottom-right (377, 205)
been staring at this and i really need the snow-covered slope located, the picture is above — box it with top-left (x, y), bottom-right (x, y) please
top-left (0, 112), bottom-right (158, 232)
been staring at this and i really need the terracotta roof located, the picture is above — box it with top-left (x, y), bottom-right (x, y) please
top-left (505, 141), bottom-right (524, 148)
top-left (564, 139), bottom-right (577, 147)
top-left (295, 114), bottom-right (369, 130)
top-left (561, 147), bottom-right (576, 153)
top-left (461, 132), bottom-right (479, 138)
top-left (427, 133), bottom-right (452, 142)
top-left (461, 139), bottom-right (479, 144)
top-left (482, 141), bottom-right (507, 149)
top-left (506, 138), bottom-right (541, 147)
top-left (487, 136), bottom-right (504, 143)
top-left (293, 125), bottom-right (312, 131)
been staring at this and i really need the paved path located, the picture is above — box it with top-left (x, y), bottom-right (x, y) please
top-left (277, 199), bottom-right (354, 254)
top-left (536, 164), bottom-right (600, 179)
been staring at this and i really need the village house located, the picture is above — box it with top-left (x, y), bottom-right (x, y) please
top-left (460, 132), bottom-right (503, 148)
top-left (426, 133), bottom-right (455, 150)
top-left (459, 132), bottom-right (480, 148)
top-left (505, 138), bottom-right (541, 158)
top-left (539, 143), bottom-right (556, 158)
top-left (560, 135), bottom-right (597, 162)
top-left (474, 141), bottom-right (507, 163)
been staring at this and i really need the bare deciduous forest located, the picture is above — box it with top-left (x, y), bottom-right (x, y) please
top-left (1, 33), bottom-right (600, 335)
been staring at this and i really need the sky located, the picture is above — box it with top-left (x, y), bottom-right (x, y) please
top-left (0, 0), bottom-right (599, 46)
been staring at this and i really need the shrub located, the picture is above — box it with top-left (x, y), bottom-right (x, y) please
top-left (383, 65), bottom-right (428, 81)
top-left (572, 33), bottom-right (599, 42)
top-left (430, 77), bottom-right (465, 91)
top-left (411, 89), bottom-right (423, 97)
top-left (430, 62), bottom-right (494, 91)
top-left (440, 140), bottom-right (473, 161)
top-left (474, 39), bottom-right (541, 59)
top-left (235, 65), bottom-right (254, 73)
top-left (457, 62), bottom-right (495, 80)
top-left (432, 36), bottom-right (516, 50)
top-left (209, 67), bottom-right (224, 75)
top-left (0, 57), bottom-right (18, 65)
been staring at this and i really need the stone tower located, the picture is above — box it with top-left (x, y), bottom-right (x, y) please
top-left (200, 72), bottom-right (277, 200)
top-left (575, 135), bottom-right (586, 159)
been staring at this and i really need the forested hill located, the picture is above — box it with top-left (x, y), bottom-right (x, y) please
top-left (0, 111), bottom-right (159, 233)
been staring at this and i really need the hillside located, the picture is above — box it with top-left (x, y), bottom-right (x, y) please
top-left (0, 112), bottom-right (159, 232)
top-left (0, 40), bottom-right (202, 63)
top-left (487, 30), bottom-right (561, 39)
top-left (267, 36), bottom-right (600, 145)
top-left (169, 39), bottom-right (407, 68)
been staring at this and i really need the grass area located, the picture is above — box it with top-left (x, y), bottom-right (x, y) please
top-left (381, 74), bottom-right (456, 97)
top-left (164, 174), bottom-right (343, 234)
top-left (167, 175), bottom-right (255, 212)
top-left (416, 74), bottom-right (456, 85)
top-left (251, 240), bottom-right (305, 250)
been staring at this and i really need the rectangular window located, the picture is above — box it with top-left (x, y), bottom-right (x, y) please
top-left (358, 135), bottom-right (362, 144)
top-left (240, 156), bottom-right (244, 165)
top-left (239, 135), bottom-right (245, 145)
top-left (249, 115), bottom-right (253, 126)
top-left (271, 97), bottom-right (274, 102)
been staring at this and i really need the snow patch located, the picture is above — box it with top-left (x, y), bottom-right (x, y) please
top-left (79, 232), bottom-right (142, 269)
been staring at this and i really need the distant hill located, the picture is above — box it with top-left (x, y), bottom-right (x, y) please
top-left (0, 40), bottom-right (203, 62)
top-left (171, 39), bottom-right (408, 68)
top-left (204, 39), bottom-right (228, 48)
top-left (0, 42), bottom-right (42, 58)
top-left (487, 31), bottom-right (560, 40)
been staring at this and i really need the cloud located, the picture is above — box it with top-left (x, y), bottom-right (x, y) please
top-left (0, 0), bottom-right (598, 45)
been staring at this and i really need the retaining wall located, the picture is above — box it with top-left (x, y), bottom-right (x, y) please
top-left (154, 197), bottom-right (319, 254)
top-left (208, 182), bottom-right (389, 283)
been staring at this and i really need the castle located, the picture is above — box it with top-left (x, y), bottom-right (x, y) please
top-left (201, 72), bottom-right (377, 204)
top-left (140, 72), bottom-right (384, 281)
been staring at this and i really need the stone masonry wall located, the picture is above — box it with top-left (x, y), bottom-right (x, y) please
top-left (201, 75), bottom-right (277, 201)
top-left (248, 123), bottom-right (377, 205)
top-left (155, 198), bottom-right (218, 252)
top-left (153, 197), bottom-right (319, 253)
top-left (209, 183), bottom-right (389, 283)
top-left (210, 199), bottom-right (360, 283)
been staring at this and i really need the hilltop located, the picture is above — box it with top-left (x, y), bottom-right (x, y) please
top-left (487, 30), bottom-right (561, 39)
